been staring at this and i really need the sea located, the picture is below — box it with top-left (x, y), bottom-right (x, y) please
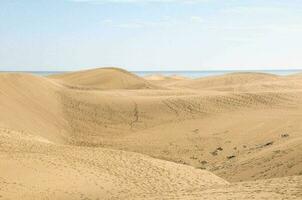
top-left (1, 69), bottom-right (302, 78)
top-left (133, 70), bottom-right (302, 78)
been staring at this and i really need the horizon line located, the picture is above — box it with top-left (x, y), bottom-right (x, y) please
top-left (1, 68), bottom-right (302, 73)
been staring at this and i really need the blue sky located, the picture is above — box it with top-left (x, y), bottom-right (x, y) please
top-left (0, 0), bottom-right (302, 71)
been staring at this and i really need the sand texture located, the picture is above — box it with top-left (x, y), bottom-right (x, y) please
top-left (0, 68), bottom-right (301, 199)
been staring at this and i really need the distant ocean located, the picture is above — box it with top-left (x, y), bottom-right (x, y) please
top-left (1, 69), bottom-right (302, 78)
top-left (133, 70), bottom-right (302, 78)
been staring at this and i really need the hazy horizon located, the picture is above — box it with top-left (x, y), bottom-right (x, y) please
top-left (1, 67), bottom-right (302, 72)
top-left (1, 0), bottom-right (302, 71)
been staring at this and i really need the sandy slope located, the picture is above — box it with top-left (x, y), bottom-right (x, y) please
top-left (0, 128), bottom-right (227, 200)
top-left (1, 128), bottom-right (300, 199)
top-left (0, 73), bottom-right (69, 143)
top-left (0, 68), bottom-right (302, 199)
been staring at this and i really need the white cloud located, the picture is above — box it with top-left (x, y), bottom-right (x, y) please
top-left (223, 37), bottom-right (257, 43)
top-left (102, 15), bottom-right (207, 29)
top-left (222, 6), bottom-right (287, 15)
top-left (190, 16), bottom-right (204, 23)
top-left (115, 22), bottom-right (144, 28)
top-left (102, 16), bottom-right (181, 29)
top-left (102, 19), bottom-right (113, 24)
top-left (112, 20), bottom-right (175, 29)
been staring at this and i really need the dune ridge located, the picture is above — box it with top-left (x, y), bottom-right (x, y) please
top-left (0, 68), bottom-right (302, 199)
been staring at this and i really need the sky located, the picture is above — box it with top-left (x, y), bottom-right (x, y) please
top-left (0, 0), bottom-right (302, 71)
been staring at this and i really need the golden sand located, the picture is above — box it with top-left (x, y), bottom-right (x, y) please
top-left (0, 68), bottom-right (301, 199)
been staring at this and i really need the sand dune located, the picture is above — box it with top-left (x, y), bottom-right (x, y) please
top-left (50, 67), bottom-right (157, 90)
top-left (144, 74), bottom-right (189, 86)
top-left (144, 74), bottom-right (188, 81)
top-left (171, 72), bottom-right (283, 91)
top-left (1, 68), bottom-right (302, 199)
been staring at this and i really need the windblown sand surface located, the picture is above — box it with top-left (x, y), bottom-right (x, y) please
top-left (0, 67), bottom-right (301, 199)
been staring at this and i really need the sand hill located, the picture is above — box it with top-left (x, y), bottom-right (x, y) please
top-left (50, 67), bottom-right (157, 90)
top-left (1, 68), bottom-right (302, 199)
top-left (171, 72), bottom-right (281, 91)
top-left (144, 74), bottom-right (189, 86)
